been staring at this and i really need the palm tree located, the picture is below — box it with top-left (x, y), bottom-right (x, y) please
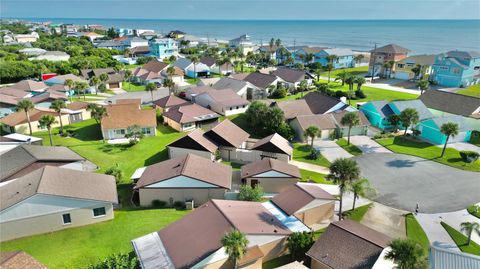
top-left (163, 78), bottom-right (175, 96)
top-left (388, 114), bottom-right (401, 132)
top-left (460, 222), bottom-right (480, 246)
top-left (385, 239), bottom-right (426, 269)
top-left (335, 70), bottom-right (350, 86)
top-left (417, 80), bottom-right (429, 94)
top-left (74, 81), bottom-right (89, 101)
top-left (314, 68), bottom-right (323, 82)
top-left (349, 178), bottom-right (376, 210)
top-left (188, 55), bottom-right (200, 80)
top-left (123, 48), bottom-right (131, 58)
top-left (304, 53), bottom-right (314, 66)
top-left (38, 115), bottom-right (58, 146)
top-left (89, 76), bottom-right (100, 95)
top-left (16, 100), bottom-right (35, 135)
top-left (353, 54), bottom-right (364, 66)
top-left (50, 100), bottom-right (66, 133)
top-left (166, 66), bottom-right (176, 78)
top-left (297, 80), bottom-right (309, 98)
top-left (440, 122), bottom-right (459, 157)
top-left (341, 112), bottom-right (360, 145)
top-left (399, 108), bottom-right (419, 135)
top-left (355, 76), bottom-right (366, 91)
top-left (411, 64), bottom-right (422, 80)
top-left (325, 63), bottom-right (334, 83)
top-left (64, 79), bottom-right (74, 101)
top-left (327, 158), bottom-right (360, 219)
top-left (91, 105), bottom-right (107, 124)
top-left (124, 69), bottom-right (132, 90)
top-left (304, 126), bottom-right (320, 149)
top-left (221, 230), bottom-right (249, 269)
top-left (344, 75), bottom-right (356, 105)
top-left (145, 83), bottom-right (157, 103)
top-left (99, 73), bottom-right (109, 86)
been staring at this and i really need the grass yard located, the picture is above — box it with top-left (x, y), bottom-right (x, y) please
top-left (319, 66), bottom-right (369, 78)
top-left (319, 80), bottom-right (418, 107)
top-left (343, 203), bottom-right (372, 222)
top-left (293, 143), bottom-right (331, 167)
top-left (470, 131), bottom-right (480, 147)
top-left (336, 138), bottom-right (363, 156)
top-left (185, 77), bottom-right (199, 85)
top-left (221, 161), bottom-right (242, 170)
top-left (300, 169), bottom-right (332, 184)
top-left (234, 65), bottom-right (256, 73)
top-left (376, 136), bottom-right (480, 172)
top-left (33, 119), bottom-right (184, 180)
top-left (0, 209), bottom-right (189, 268)
top-left (457, 84), bottom-right (480, 98)
top-left (124, 64), bottom-right (142, 69)
top-left (122, 82), bottom-right (146, 92)
top-left (405, 213), bottom-right (430, 253)
top-left (467, 205), bottom-right (480, 219)
top-left (441, 222), bottom-right (480, 255)
top-left (274, 90), bottom-right (315, 102)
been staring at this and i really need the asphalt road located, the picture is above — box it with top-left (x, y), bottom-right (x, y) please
top-left (353, 153), bottom-right (480, 213)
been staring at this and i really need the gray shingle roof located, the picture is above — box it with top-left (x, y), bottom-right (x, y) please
top-left (369, 100), bottom-right (395, 118)
top-left (419, 90), bottom-right (480, 117)
top-left (272, 68), bottom-right (306, 83)
top-left (212, 77), bottom-right (248, 93)
top-left (446, 50), bottom-right (480, 59)
top-left (173, 58), bottom-right (192, 70)
top-left (321, 48), bottom-right (355, 57)
top-left (430, 116), bottom-right (471, 132)
top-left (243, 72), bottom-right (277, 89)
top-left (390, 100), bottom-right (433, 120)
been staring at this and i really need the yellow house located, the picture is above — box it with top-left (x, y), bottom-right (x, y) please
top-left (394, 54), bottom-right (436, 80)
top-left (0, 108), bottom-right (70, 134)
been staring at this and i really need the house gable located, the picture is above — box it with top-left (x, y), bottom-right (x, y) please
top-left (143, 175), bottom-right (221, 188)
top-left (168, 136), bottom-right (212, 152)
top-left (250, 170), bottom-right (293, 178)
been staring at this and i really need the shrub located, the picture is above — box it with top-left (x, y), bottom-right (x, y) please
top-left (238, 185), bottom-right (264, 202)
top-left (459, 151), bottom-right (479, 163)
top-left (151, 200), bottom-right (167, 208)
top-left (105, 164), bottom-right (123, 183)
top-left (277, 122), bottom-right (295, 141)
top-left (412, 129), bottom-right (421, 137)
top-left (373, 133), bottom-right (395, 139)
top-left (88, 253), bottom-right (137, 269)
top-left (173, 201), bottom-right (185, 209)
top-left (355, 89), bottom-right (366, 98)
top-left (156, 109), bottom-right (164, 123)
top-left (335, 90), bottom-right (346, 98)
top-left (308, 149), bottom-right (320, 160)
top-left (269, 87), bottom-right (287, 99)
top-left (287, 231), bottom-right (315, 262)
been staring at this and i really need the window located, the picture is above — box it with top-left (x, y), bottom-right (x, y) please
top-left (141, 127), bottom-right (151, 135)
top-left (397, 64), bottom-right (404, 68)
top-left (93, 207), bottom-right (106, 217)
top-left (439, 66), bottom-right (449, 71)
top-left (451, 68), bottom-right (461, 75)
top-left (115, 129), bottom-right (125, 135)
top-left (62, 213), bottom-right (71, 224)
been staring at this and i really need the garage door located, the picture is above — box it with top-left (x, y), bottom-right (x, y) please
top-left (320, 130), bottom-right (331, 140)
top-left (395, 72), bottom-right (411, 80)
top-left (109, 82), bottom-right (120, 88)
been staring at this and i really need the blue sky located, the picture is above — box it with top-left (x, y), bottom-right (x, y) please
top-left (2, 0), bottom-right (480, 20)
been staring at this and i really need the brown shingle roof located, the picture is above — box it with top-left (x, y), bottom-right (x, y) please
top-left (276, 100), bottom-right (314, 120)
top-left (0, 87), bottom-right (30, 98)
top-left (307, 220), bottom-right (392, 269)
top-left (135, 154), bottom-right (231, 189)
top-left (331, 110), bottom-right (371, 127)
top-left (153, 95), bottom-right (189, 109)
top-left (205, 119), bottom-right (249, 148)
top-left (0, 108), bottom-right (65, 126)
top-left (243, 72), bottom-right (277, 89)
top-left (200, 56), bottom-right (216, 67)
top-left (252, 133), bottom-right (293, 156)
top-left (241, 158), bottom-right (300, 179)
top-left (0, 251), bottom-right (47, 269)
top-left (168, 128), bottom-right (218, 153)
top-left (272, 183), bottom-right (335, 215)
top-left (66, 101), bottom-right (89, 110)
top-left (162, 103), bottom-right (219, 124)
top-left (372, 43), bottom-right (411, 54)
top-left (0, 166), bottom-right (118, 211)
top-left (304, 92), bottom-right (344, 114)
top-left (294, 114), bottom-right (337, 130)
top-left (142, 60), bottom-right (169, 73)
top-left (101, 102), bottom-right (156, 130)
top-left (10, 80), bottom-right (48, 92)
top-left (272, 68), bottom-right (306, 83)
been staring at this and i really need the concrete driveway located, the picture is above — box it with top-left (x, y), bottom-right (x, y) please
top-left (441, 142), bottom-right (480, 154)
top-left (349, 135), bottom-right (391, 154)
top-left (353, 153), bottom-right (480, 213)
top-left (313, 140), bottom-right (352, 162)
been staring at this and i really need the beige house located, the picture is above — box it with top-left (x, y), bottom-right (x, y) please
top-left (101, 99), bottom-right (157, 140)
top-left (132, 199), bottom-right (311, 269)
top-left (0, 166), bottom-right (117, 242)
top-left (168, 128), bottom-right (219, 161)
top-left (241, 158), bottom-right (300, 193)
top-left (153, 95), bottom-right (189, 114)
top-left (272, 183), bottom-right (336, 229)
top-left (64, 101), bottom-right (92, 123)
top-left (0, 108), bottom-right (70, 134)
top-left (133, 154), bottom-right (232, 207)
top-left (162, 103), bottom-right (219, 132)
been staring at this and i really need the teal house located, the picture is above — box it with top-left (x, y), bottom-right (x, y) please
top-left (416, 116), bottom-right (472, 145)
top-left (149, 38), bottom-right (178, 60)
top-left (431, 51), bottom-right (480, 88)
top-left (316, 48), bottom-right (355, 69)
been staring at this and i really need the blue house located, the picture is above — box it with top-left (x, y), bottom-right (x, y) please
top-left (417, 116), bottom-right (472, 145)
top-left (149, 38), bottom-right (178, 60)
top-left (316, 48), bottom-right (355, 69)
top-left (173, 58), bottom-right (210, 78)
top-left (431, 51), bottom-right (480, 88)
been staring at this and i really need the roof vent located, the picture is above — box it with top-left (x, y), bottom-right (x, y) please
top-left (274, 229), bottom-right (277, 233)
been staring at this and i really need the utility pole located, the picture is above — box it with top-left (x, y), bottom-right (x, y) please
top-left (207, 32), bottom-right (210, 47)
top-left (371, 43), bottom-right (377, 83)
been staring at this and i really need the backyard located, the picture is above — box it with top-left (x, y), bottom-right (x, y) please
top-left (376, 136), bottom-right (480, 172)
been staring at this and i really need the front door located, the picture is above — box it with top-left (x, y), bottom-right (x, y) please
top-left (251, 179), bottom-right (259, 188)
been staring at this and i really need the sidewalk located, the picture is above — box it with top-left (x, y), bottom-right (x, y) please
top-left (289, 160), bottom-right (330, 174)
top-left (416, 213), bottom-right (460, 251)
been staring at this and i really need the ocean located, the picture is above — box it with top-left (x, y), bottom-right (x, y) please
top-left (16, 18), bottom-right (480, 54)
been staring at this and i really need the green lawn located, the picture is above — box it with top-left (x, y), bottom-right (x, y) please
top-left (33, 119), bottom-right (184, 180)
top-left (124, 64), bottom-right (142, 69)
top-left (319, 66), bottom-right (369, 78)
top-left (0, 209), bottom-right (189, 268)
top-left (274, 90), bottom-right (315, 102)
top-left (221, 161), bottom-right (242, 170)
top-left (376, 136), bottom-right (480, 172)
top-left (299, 169), bottom-right (332, 184)
top-left (336, 138), bottom-right (363, 156)
top-left (441, 221), bottom-right (480, 255)
top-left (467, 205), bottom-right (480, 219)
top-left (405, 213), bottom-right (430, 253)
top-left (343, 203), bottom-right (372, 222)
top-left (186, 77), bottom-right (199, 85)
top-left (226, 113), bottom-right (260, 138)
top-left (470, 131), bottom-right (480, 147)
top-left (234, 65), bottom-right (256, 73)
top-left (293, 143), bottom-right (331, 167)
top-left (122, 82), bottom-right (146, 92)
top-left (457, 84), bottom-right (480, 98)
top-left (319, 80), bottom-right (418, 107)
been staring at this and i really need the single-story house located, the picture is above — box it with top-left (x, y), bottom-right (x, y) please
top-left (133, 60), bottom-right (185, 85)
top-left (168, 128), bottom-right (219, 160)
top-left (243, 72), bottom-right (280, 100)
top-left (0, 251), bottom-right (48, 268)
top-left (173, 58), bottom-right (210, 78)
top-left (212, 77), bottom-right (250, 99)
top-left (153, 95), bottom-right (189, 113)
top-left (162, 103), bottom-right (219, 132)
top-left (0, 166), bottom-right (117, 242)
top-left (250, 133), bottom-right (293, 162)
top-left (272, 68), bottom-right (313, 89)
top-left (0, 108), bottom-right (69, 134)
top-left (240, 158), bottom-right (300, 193)
top-left (307, 220), bottom-right (394, 269)
top-left (419, 90), bottom-right (480, 130)
top-left (0, 144), bottom-right (91, 183)
top-left (81, 68), bottom-right (125, 89)
top-left (101, 99), bottom-right (157, 140)
top-left (389, 100), bottom-right (433, 121)
top-left (272, 183), bottom-right (336, 229)
top-left (200, 56), bottom-right (233, 75)
top-left (204, 119), bottom-right (250, 160)
top-left (331, 110), bottom-right (370, 138)
top-left (417, 116), bottom-right (472, 145)
top-left (133, 154), bottom-right (232, 207)
top-left (194, 88), bottom-right (250, 116)
top-left (132, 199), bottom-right (310, 269)
top-left (0, 133), bottom-right (42, 146)
top-left (184, 85), bottom-right (216, 101)
top-left (10, 80), bottom-right (49, 93)
top-left (64, 101), bottom-right (91, 123)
